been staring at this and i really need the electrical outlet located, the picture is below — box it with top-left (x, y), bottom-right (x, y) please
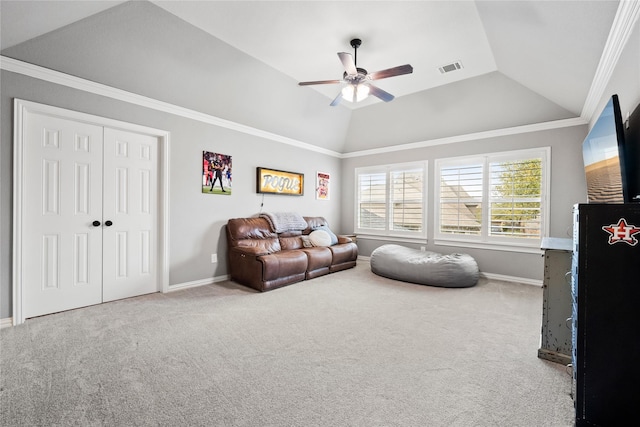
top-left (420, 246), bottom-right (426, 251)
top-left (211, 253), bottom-right (218, 263)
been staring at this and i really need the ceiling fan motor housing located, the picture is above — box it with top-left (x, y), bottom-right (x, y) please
top-left (343, 67), bottom-right (369, 83)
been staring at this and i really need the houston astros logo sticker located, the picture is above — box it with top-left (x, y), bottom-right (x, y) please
top-left (602, 218), bottom-right (640, 246)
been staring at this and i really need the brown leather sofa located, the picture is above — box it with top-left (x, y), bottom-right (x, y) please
top-left (226, 216), bottom-right (358, 292)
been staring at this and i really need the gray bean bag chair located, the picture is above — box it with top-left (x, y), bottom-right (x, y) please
top-left (370, 244), bottom-right (479, 288)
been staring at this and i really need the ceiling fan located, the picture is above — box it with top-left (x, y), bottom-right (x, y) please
top-left (298, 38), bottom-right (413, 106)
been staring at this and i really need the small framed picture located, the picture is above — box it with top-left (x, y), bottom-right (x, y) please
top-left (316, 171), bottom-right (330, 200)
top-left (202, 151), bottom-right (232, 195)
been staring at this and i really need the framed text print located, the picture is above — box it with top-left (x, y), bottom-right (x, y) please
top-left (256, 167), bottom-right (304, 196)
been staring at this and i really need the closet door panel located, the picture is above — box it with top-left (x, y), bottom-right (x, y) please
top-left (102, 128), bottom-right (159, 302)
top-left (22, 113), bottom-right (104, 318)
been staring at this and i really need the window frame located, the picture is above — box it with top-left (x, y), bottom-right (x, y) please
top-left (434, 147), bottom-right (550, 253)
top-left (354, 161), bottom-right (427, 239)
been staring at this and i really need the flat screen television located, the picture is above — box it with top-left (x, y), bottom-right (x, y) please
top-left (582, 94), bottom-right (628, 203)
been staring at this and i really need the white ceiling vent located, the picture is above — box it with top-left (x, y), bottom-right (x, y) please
top-left (438, 61), bottom-right (463, 74)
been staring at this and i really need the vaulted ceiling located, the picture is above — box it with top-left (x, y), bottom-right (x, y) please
top-left (152, 0), bottom-right (618, 115)
top-left (0, 1), bottom-right (626, 153)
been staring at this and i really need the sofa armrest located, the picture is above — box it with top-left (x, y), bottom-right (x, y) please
top-left (337, 235), bottom-right (353, 244)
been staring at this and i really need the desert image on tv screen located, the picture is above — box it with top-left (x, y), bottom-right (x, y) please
top-left (583, 154), bottom-right (623, 203)
top-left (582, 100), bottom-right (624, 203)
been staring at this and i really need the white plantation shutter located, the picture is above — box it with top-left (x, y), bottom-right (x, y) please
top-left (356, 163), bottom-right (426, 236)
top-left (439, 163), bottom-right (483, 235)
top-left (357, 171), bottom-right (386, 230)
top-left (489, 158), bottom-right (542, 239)
top-left (435, 148), bottom-right (549, 248)
top-left (390, 168), bottom-right (424, 232)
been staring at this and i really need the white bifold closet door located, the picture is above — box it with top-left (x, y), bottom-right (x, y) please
top-left (22, 113), bottom-right (158, 319)
top-left (102, 127), bottom-right (158, 302)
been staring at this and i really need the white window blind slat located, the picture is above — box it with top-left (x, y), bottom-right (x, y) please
top-left (356, 164), bottom-right (425, 236)
top-left (489, 158), bottom-right (542, 239)
top-left (439, 164), bottom-right (483, 235)
top-left (436, 148), bottom-right (548, 245)
top-left (358, 172), bottom-right (387, 231)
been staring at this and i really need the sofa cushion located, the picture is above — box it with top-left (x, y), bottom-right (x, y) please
top-left (227, 217), bottom-right (276, 241)
top-left (279, 230), bottom-right (304, 251)
top-left (259, 251), bottom-right (308, 281)
top-left (227, 217), bottom-right (281, 253)
top-left (301, 246), bottom-right (332, 270)
top-left (303, 216), bottom-right (328, 232)
top-left (309, 229), bottom-right (332, 247)
top-left (300, 235), bottom-right (313, 248)
top-left (328, 242), bottom-right (358, 265)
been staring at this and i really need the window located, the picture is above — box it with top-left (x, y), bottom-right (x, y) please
top-left (355, 162), bottom-right (426, 237)
top-left (435, 148), bottom-right (549, 250)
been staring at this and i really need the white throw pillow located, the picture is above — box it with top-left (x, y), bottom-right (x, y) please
top-left (309, 229), bottom-right (332, 247)
top-left (316, 225), bottom-right (338, 245)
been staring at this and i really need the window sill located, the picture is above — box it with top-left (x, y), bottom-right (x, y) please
top-left (434, 238), bottom-right (543, 254)
top-left (355, 234), bottom-right (428, 244)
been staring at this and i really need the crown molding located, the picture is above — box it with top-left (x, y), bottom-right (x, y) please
top-left (0, 56), bottom-right (342, 158)
top-left (581, 0), bottom-right (640, 122)
top-left (1, 56), bottom-right (590, 160)
top-left (341, 117), bottom-right (587, 158)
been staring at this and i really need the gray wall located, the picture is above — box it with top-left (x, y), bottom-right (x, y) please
top-left (0, 1), bottom-right (352, 319)
top-left (343, 71), bottom-right (576, 153)
top-left (0, 71), bottom-right (343, 319)
top-left (340, 125), bottom-right (589, 281)
top-left (339, 11), bottom-right (640, 281)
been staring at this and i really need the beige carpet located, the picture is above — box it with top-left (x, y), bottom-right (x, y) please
top-left (0, 261), bottom-right (574, 426)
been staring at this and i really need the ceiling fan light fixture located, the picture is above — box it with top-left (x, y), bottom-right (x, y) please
top-left (342, 83), bottom-right (370, 103)
top-left (298, 37), bottom-right (412, 106)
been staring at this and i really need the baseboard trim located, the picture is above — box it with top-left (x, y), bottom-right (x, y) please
top-left (168, 275), bottom-right (230, 292)
top-left (1, 317), bottom-right (13, 328)
top-left (480, 272), bottom-right (542, 287)
top-left (538, 348), bottom-right (572, 366)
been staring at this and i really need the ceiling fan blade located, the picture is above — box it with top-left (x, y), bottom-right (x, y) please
top-left (338, 52), bottom-right (357, 76)
top-left (368, 84), bottom-right (395, 102)
top-left (330, 92), bottom-right (343, 107)
top-left (298, 79), bottom-right (342, 86)
top-left (368, 64), bottom-right (414, 80)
